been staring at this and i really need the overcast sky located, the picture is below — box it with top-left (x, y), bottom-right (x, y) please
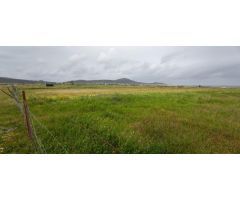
top-left (0, 46), bottom-right (240, 85)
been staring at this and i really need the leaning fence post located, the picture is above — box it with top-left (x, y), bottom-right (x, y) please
top-left (22, 91), bottom-right (34, 140)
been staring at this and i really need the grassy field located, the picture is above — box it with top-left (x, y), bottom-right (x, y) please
top-left (1, 84), bottom-right (240, 154)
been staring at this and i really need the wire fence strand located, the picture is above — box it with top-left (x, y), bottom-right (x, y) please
top-left (29, 111), bottom-right (69, 153)
top-left (1, 85), bottom-right (68, 154)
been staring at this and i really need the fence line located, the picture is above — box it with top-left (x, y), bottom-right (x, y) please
top-left (29, 114), bottom-right (46, 153)
top-left (29, 111), bottom-right (68, 153)
top-left (0, 85), bottom-right (68, 153)
top-left (1, 85), bottom-right (115, 153)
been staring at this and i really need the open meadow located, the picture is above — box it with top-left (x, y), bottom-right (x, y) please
top-left (1, 84), bottom-right (240, 154)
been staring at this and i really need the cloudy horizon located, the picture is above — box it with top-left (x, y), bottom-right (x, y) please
top-left (0, 46), bottom-right (240, 86)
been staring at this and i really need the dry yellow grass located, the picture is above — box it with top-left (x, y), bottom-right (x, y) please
top-left (22, 85), bottom-right (219, 99)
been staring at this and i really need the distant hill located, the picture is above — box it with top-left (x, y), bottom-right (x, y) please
top-left (67, 78), bottom-right (143, 85)
top-left (0, 77), bottom-right (56, 85)
top-left (151, 82), bottom-right (166, 85)
top-left (0, 77), bottom-right (166, 85)
top-left (0, 77), bottom-right (43, 84)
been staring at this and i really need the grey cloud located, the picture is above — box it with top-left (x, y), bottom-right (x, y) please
top-left (0, 46), bottom-right (240, 85)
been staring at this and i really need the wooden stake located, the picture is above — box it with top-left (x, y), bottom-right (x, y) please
top-left (22, 91), bottom-right (34, 140)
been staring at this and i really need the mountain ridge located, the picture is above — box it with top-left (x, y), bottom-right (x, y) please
top-left (67, 78), bottom-right (142, 85)
top-left (0, 77), bottom-right (165, 85)
top-left (0, 77), bottom-right (44, 84)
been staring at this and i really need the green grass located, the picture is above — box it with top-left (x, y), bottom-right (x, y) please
top-left (1, 85), bottom-right (240, 153)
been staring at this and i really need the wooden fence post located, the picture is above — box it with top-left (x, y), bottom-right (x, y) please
top-left (22, 91), bottom-right (34, 140)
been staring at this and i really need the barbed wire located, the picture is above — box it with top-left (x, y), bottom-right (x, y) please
top-left (29, 112), bottom-right (46, 154)
top-left (5, 85), bottom-right (45, 153)
top-left (1, 85), bottom-right (116, 153)
top-left (1, 85), bottom-right (69, 154)
top-left (29, 111), bottom-right (69, 153)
